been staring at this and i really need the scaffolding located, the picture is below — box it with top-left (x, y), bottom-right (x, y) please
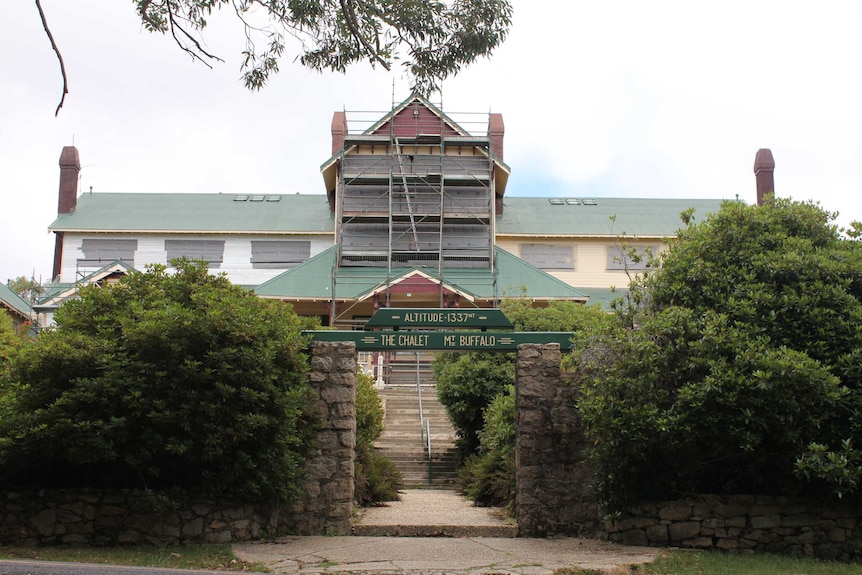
top-left (330, 98), bottom-right (498, 326)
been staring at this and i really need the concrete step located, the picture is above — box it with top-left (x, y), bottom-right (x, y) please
top-left (352, 490), bottom-right (517, 537)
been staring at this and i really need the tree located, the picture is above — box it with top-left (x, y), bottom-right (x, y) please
top-left (6, 276), bottom-right (43, 303)
top-left (0, 259), bottom-right (319, 503)
top-left (35, 0), bottom-right (513, 114)
top-left (576, 198), bottom-right (862, 510)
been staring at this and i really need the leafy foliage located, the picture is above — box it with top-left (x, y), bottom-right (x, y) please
top-left (0, 259), bottom-right (318, 503)
top-left (134, 0), bottom-right (513, 94)
top-left (576, 199), bottom-right (862, 509)
top-left (0, 314), bottom-right (25, 365)
top-left (354, 370), bottom-right (402, 504)
top-left (434, 350), bottom-right (514, 459)
top-left (435, 300), bottom-right (612, 461)
top-left (458, 385), bottom-right (516, 511)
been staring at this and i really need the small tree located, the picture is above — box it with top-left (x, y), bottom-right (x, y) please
top-left (0, 259), bottom-right (318, 503)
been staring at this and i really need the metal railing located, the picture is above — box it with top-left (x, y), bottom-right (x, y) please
top-left (415, 352), bottom-right (434, 485)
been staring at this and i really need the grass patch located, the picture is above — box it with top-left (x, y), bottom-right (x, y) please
top-left (634, 550), bottom-right (862, 575)
top-left (0, 544), bottom-right (269, 572)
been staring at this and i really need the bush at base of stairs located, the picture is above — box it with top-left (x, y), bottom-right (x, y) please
top-left (355, 371), bottom-right (403, 505)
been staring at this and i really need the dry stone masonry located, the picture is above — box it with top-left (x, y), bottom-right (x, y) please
top-left (0, 490), bottom-right (279, 546)
top-left (515, 343), bottom-right (600, 537)
top-left (606, 495), bottom-right (862, 561)
top-left (283, 341), bottom-right (356, 535)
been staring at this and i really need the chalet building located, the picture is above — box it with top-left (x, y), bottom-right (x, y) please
top-left (40, 94), bottom-right (728, 328)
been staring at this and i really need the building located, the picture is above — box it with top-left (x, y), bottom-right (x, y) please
top-left (0, 283), bottom-right (33, 334)
top-left (40, 94), bottom-right (728, 327)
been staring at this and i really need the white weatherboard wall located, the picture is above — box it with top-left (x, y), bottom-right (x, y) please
top-left (495, 239), bottom-right (667, 290)
top-left (61, 233), bottom-right (335, 285)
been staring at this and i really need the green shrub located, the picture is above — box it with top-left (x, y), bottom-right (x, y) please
top-left (354, 371), bottom-right (402, 504)
top-left (434, 351), bottom-right (514, 459)
top-left (577, 199), bottom-right (862, 509)
top-left (356, 371), bottom-right (384, 448)
top-left (0, 260), bottom-right (318, 504)
top-left (354, 443), bottom-right (403, 505)
top-left (458, 386), bottom-right (516, 511)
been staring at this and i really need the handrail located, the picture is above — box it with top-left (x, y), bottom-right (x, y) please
top-left (426, 419), bottom-right (432, 485)
top-left (414, 351), bottom-right (434, 485)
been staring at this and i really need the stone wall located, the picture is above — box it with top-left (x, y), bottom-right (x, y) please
top-left (0, 340), bottom-right (357, 545)
top-left (605, 495), bottom-right (862, 561)
top-left (0, 490), bottom-right (278, 546)
top-left (514, 343), bottom-right (599, 537)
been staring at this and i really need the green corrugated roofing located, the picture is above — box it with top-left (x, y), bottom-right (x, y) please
top-left (0, 283), bottom-right (32, 318)
top-left (497, 197), bottom-right (728, 237)
top-left (49, 193), bottom-right (335, 234)
top-left (575, 287), bottom-right (627, 310)
top-left (49, 193), bottom-right (725, 239)
top-left (255, 246), bottom-right (339, 298)
top-left (255, 246), bottom-right (587, 301)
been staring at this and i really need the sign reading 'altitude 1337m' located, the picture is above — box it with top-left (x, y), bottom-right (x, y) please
top-left (364, 308), bottom-right (514, 329)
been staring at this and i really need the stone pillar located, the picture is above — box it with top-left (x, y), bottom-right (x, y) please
top-left (515, 344), bottom-right (599, 537)
top-left (283, 341), bottom-right (356, 535)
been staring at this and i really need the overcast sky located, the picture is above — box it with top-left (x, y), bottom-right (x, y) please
top-left (2, 1), bottom-right (861, 285)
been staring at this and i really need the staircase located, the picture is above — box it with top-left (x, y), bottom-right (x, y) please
top-left (375, 386), bottom-right (459, 488)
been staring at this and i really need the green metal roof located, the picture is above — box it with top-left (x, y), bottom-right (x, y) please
top-left (497, 197), bottom-right (728, 238)
top-left (255, 246), bottom-right (339, 299)
top-left (575, 287), bottom-right (627, 310)
top-left (49, 193), bottom-right (725, 240)
top-left (49, 193), bottom-right (335, 234)
top-left (0, 283), bottom-right (32, 318)
top-left (255, 246), bottom-right (587, 302)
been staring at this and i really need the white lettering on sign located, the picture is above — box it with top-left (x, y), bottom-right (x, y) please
top-left (402, 311), bottom-right (478, 324)
top-left (458, 334), bottom-right (497, 347)
top-left (398, 333), bottom-right (430, 347)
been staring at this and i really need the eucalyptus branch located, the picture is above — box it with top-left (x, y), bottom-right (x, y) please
top-left (34, 0), bottom-right (68, 116)
top-left (338, 0), bottom-right (390, 70)
top-left (166, 1), bottom-right (223, 67)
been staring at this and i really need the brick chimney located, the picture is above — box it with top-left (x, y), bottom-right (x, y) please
top-left (331, 111), bottom-right (346, 156)
top-left (753, 148), bottom-right (774, 206)
top-left (489, 113), bottom-right (504, 160)
top-left (53, 146), bottom-right (80, 280)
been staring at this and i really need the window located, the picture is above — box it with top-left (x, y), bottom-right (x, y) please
top-left (165, 240), bottom-right (225, 268)
top-left (78, 239), bottom-right (137, 267)
top-left (520, 244), bottom-right (575, 270)
top-left (251, 240), bottom-right (311, 269)
top-left (607, 245), bottom-right (657, 271)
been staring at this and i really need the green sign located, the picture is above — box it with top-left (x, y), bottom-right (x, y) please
top-left (304, 330), bottom-right (573, 351)
top-left (365, 308), bottom-right (514, 329)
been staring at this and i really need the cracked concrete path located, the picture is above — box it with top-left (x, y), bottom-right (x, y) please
top-left (233, 490), bottom-right (660, 574)
top-left (232, 536), bottom-right (660, 574)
